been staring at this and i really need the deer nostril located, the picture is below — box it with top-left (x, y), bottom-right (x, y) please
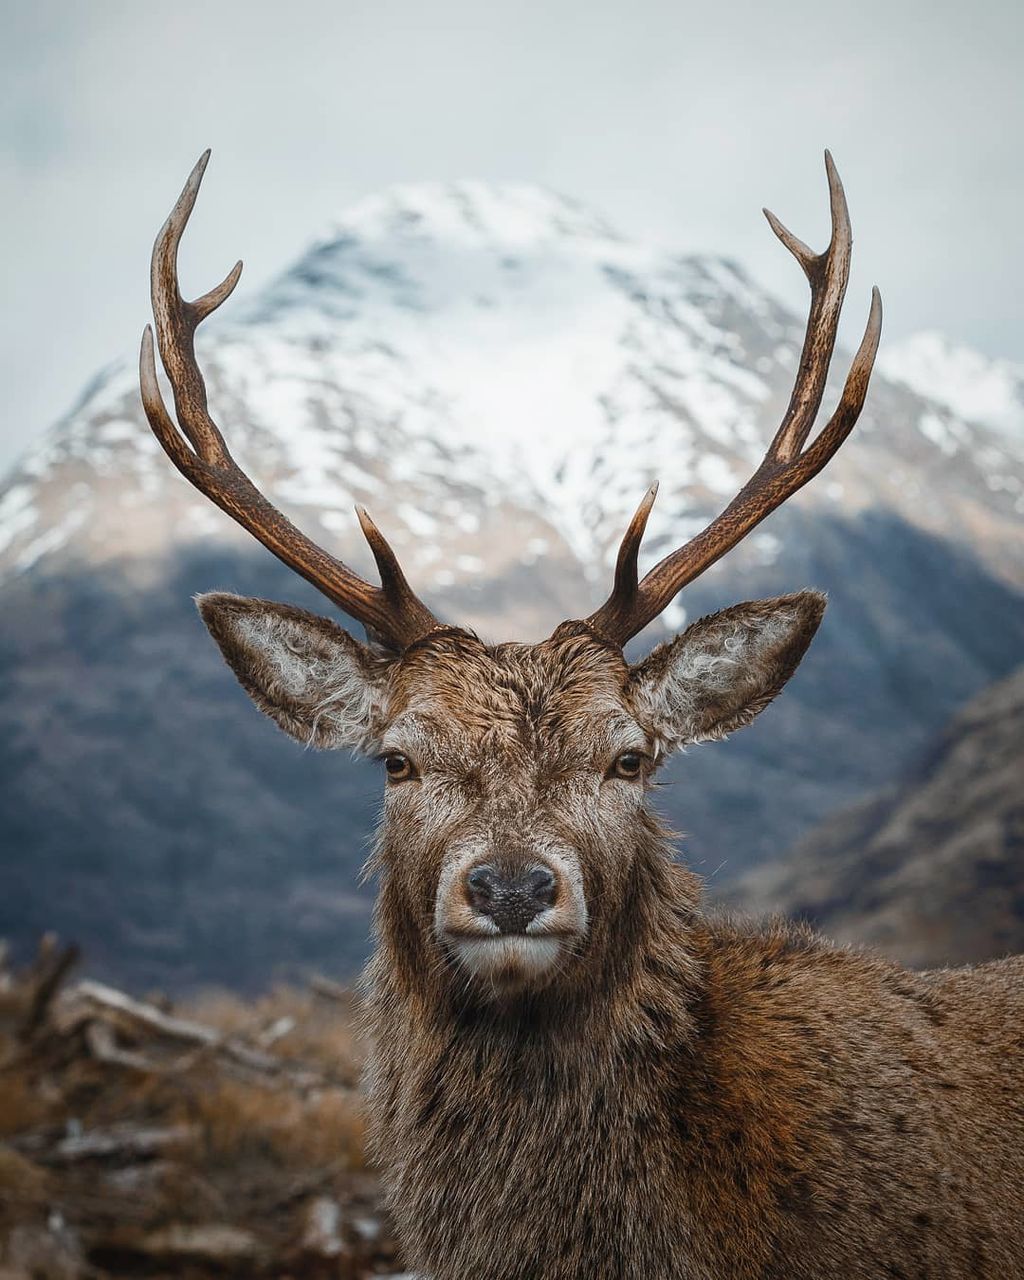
top-left (525, 865), bottom-right (557, 908)
top-left (466, 865), bottom-right (499, 914)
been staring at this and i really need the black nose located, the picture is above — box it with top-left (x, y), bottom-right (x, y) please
top-left (465, 864), bottom-right (558, 934)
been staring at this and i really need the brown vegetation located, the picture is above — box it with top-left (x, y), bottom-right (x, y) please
top-left (0, 938), bottom-right (405, 1278)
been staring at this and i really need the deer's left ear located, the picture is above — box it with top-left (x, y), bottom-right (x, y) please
top-left (628, 591), bottom-right (825, 750)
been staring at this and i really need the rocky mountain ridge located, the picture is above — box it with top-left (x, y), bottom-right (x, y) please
top-left (725, 664), bottom-right (1024, 969)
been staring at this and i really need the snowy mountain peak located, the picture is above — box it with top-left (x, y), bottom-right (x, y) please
top-left (248, 178), bottom-right (663, 333)
top-left (324, 180), bottom-right (624, 253)
top-left (2, 182), bottom-right (1024, 624)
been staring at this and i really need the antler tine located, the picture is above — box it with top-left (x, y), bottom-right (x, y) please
top-left (586, 484), bottom-right (659, 643)
top-left (149, 150), bottom-right (233, 465)
top-left (587, 154), bottom-right (881, 648)
top-left (140, 152), bottom-right (441, 653)
top-left (800, 285), bottom-right (882, 471)
top-left (766, 150), bottom-right (852, 463)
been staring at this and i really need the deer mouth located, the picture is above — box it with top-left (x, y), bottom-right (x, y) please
top-left (444, 932), bottom-right (569, 987)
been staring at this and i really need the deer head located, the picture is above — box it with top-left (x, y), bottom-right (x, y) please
top-left (140, 152), bottom-right (880, 999)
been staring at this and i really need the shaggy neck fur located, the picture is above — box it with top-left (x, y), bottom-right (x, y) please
top-left (362, 819), bottom-right (710, 1280)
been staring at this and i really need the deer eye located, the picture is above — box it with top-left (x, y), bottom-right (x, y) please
top-left (610, 751), bottom-right (645, 781)
top-left (383, 753), bottom-right (415, 783)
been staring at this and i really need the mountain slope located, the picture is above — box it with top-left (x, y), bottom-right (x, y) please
top-left (5, 181), bottom-right (1024, 604)
top-left (1, 179), bottom-right (1022, 990)
top-left (879, 331), bottom-right (1024, 441)
top-left (723, 665), bottom-right (1024, 969)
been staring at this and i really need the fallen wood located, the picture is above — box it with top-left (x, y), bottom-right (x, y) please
top-left (256, 1015), bottom-right (296, 1049)
top-left (1, 945), bottom-right (392, 1277)
top-left (83, 1017), bottom-right (180, 1074)
top-left (46, 1123), bottom-right (197, 1165)
top-left (72, 980), bottom-right (274, 1068)
top-left (67, 981), bottom-right (346, 1093)
top-left (90, 1222), bottom-right (265, 1273)
top-left (19, 941), bottom-right (80, 1042)
top-left (309, 974), bottom-right (350, 1003)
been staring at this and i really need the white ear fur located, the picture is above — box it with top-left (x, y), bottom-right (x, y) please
top-left (629, 591), bottom-right (826, 752)
top-left (197, 592), bottom-right (389, 751)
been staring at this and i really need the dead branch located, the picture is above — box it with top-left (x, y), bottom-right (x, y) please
top-left (66, 980), bottom-right (351, 1094)
top-left (54, 1123), bottom-right (197, 1164)
top-left (71, 980), bottom-right (282, 1070)
top-left (19, 941), bottom-right (81, 1042)
top-left (256, 1015), bottom-right (296, 1048)
top-left (83, 1018), bottom-right (184, 1074)
top-left (310, 974), bottom-right (350, 1003)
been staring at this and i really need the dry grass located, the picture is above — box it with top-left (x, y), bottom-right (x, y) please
top-left (0, 964), bottom-right (399, 1277)
top-left (0, 1070), bottom-right (57, 1137)
top-left (184, 985), bottom-right (365, 1082)
top-left (179, 986), bottom-right (367, 1173)
top-left (0, 1147), bottom-right (50, 1212)
top-left (187, 1077), bottom-right (365, 1170)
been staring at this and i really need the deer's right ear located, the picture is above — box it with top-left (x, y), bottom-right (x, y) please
top-left (196, 593), bottom-right (389, 752)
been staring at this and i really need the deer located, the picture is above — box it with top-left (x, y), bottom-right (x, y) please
top-left (138, 151), bottom-right (1024, 1279)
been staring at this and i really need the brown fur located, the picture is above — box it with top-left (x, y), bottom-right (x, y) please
top-left (196, 588), bottom-right (1024, 1279)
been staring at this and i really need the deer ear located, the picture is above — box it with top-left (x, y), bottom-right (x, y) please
top-left (196, 593), bottom-right (388, 751)
top-left (629, 591), bottom-right (825, 750)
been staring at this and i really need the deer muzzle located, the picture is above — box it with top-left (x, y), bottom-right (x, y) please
top-left (434, 843), bottom-right (588, 989)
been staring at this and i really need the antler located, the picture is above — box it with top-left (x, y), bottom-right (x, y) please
top-left (139, 151), bottom-right (440, 653)
top-left (587, 151), bottom-right (882, 647)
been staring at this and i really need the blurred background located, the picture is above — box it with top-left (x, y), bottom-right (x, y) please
top-left (1, 2), bottom-right (1022, 1273)
top-left (2, 0), bottom-right (1023, 989)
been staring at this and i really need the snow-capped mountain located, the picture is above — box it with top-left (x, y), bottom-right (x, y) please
top-left (879, 331), bottom-right (1024, 442)
top-left (4, 181), bottom-right (1023, 628)
top-left (2, 180), bottom-right (1023, 990)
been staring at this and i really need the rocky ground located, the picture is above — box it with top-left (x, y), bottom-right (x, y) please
top-left (0, 938), bottom-right (408, 1279)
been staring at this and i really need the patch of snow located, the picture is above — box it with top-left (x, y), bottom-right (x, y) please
top-left (396, 504), bottom-right (439, 537)
top-left (917, 411), bottom-right (958, 457)
top-left (661, 600), bottom-right (687, 633)
top-left (695, 453), bottom-right (741, 494)
top-left (14, 505), bottom-right (88, 574)
top-left (751, 532), bottom-right (782, 563)
top-left (0, 484), bottom-right (38, 555)
top-left (879, 332), bottom-right (1024, 440)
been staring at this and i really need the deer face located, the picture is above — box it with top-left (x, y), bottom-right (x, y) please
top-left (198, 590), bottom-right (824, 997)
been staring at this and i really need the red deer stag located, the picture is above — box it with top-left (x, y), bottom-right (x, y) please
top-left (140, 152), bottom-right (1024, 1279)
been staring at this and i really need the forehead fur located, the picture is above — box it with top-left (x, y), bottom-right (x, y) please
top-left (386, 627), bottom-right (632, 744)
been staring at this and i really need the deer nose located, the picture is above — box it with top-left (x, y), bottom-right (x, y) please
top-left (465, 864), bottom-right (558, 935)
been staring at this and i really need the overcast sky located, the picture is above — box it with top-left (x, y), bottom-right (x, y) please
top-left (2, 0), bottom-right (1021, 473)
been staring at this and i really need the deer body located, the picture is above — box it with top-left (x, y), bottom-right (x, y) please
top-left (137, 152), bottom-right (1024, 1276)
top-left (366, 906), bottom-right (1024, 1279)
top-left (355, 635), bottom-right (1024, 1280)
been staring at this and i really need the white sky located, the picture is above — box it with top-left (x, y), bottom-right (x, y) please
top-left (1, 0), bottom-right (1022, 472)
